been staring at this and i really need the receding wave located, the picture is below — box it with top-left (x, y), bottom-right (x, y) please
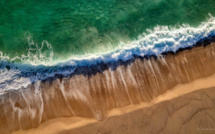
top-left (1, 15), bottom-right (215, 93)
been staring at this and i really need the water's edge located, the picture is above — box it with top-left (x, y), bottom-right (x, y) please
top-left (1, 41), bottom-right (215, 133)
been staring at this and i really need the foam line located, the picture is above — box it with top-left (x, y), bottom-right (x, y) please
top-left (1, 15), bottom-right (215, 92)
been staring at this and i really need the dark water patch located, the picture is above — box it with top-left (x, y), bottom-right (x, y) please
top-left (38, 35), bottom-right (215, 83)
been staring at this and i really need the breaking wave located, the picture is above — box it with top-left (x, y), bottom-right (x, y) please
top-left (1, 15), bottom-right (215, 93)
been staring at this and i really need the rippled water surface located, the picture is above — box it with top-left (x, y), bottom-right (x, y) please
top-left (1, 0), bottom-right (215, 63)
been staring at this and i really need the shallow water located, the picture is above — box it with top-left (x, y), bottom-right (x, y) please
top-left (1, 0), bottom-right (215, 64)
top-left (1, 0), bottom-right (215, 92)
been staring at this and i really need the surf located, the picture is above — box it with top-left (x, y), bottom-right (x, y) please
top-left (1, 15), bottom-right (215, 93)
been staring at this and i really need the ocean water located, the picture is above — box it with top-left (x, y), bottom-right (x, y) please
top-left (1, 0), bottom-right (215, 92)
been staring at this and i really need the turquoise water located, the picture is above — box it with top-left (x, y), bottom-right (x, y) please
top-left (1, 0), bottom-right (215, 92)
top-left (1, 0), bottom-right (215, 64)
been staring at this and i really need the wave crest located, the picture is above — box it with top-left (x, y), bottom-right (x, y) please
top-left (1, 14), bottom-right (215, 92)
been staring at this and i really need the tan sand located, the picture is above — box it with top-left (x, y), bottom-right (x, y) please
top-left (1, 43), bottom-right (215, 133)
top-left (13, 71), bottom-right (215, 134)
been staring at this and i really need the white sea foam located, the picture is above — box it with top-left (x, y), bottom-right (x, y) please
top-left (1, 15), bottom-right (215, 92)
top-left (0, 32), bottom-right (54, 66)
top-left (56, 14), bottom-right (215, 66)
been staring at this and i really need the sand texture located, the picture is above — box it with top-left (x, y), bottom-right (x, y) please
top-left (13, 73), bottom-right (215, 134)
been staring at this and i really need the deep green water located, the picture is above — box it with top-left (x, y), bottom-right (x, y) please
top-left (1, 0), bottom-right (215, 63)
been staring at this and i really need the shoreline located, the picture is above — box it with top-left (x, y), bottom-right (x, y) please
top-left (2, 35), bottom-right (215, 94)
top-left (1, 42), bottom-right (215, 133)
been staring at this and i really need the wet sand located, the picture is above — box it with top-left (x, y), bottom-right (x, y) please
top-left (1, 42), bottom-right (215, 134)
top-left (13, 73), bottom-right (215, 134)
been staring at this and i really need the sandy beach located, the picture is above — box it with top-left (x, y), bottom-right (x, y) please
top-left (2, 1), bottom-right (215, 134)
top-left (1, 42), bottom-right (215, 134)
top-left (13, 72), bottom-right (215, 134)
